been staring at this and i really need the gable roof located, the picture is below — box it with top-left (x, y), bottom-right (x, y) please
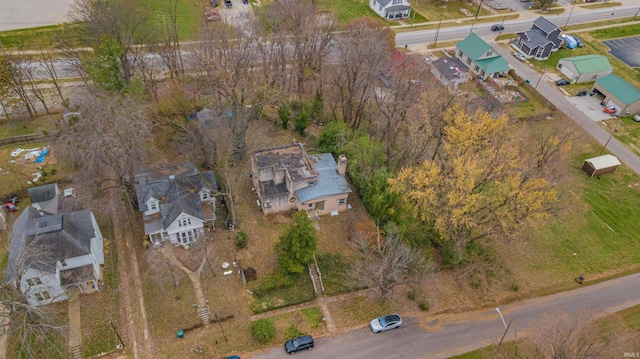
top-left (456, 33), bottom-right (493, 61)
top-left (517, 29), bottom-right (553, 49)
top-left (533, 16), bottom-right (560, 34)
top-left (377, 0), bottom-right (392, 6)
top-left (584, 154), bottom-right (621, 170)
top-left (559, 55), bottom-right (612, 74)
top-left (295, 154), bottom-right (352, 203)
top-left (596, 74), bottom-right (640, 105)
top-left (134, 162), bottom-right (216, 231)
top-left (432, 57), bottom-right (469, 81)
top-left (475, 56), bottom-right (510, 73)
top-left (6, 207), bottom-right (97, 282)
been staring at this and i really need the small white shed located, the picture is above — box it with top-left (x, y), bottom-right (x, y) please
top-left (581, 154), bottom-right (621, 177)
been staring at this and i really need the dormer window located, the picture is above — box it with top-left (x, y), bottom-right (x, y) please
top-left (202, 192), bottom-right (209, 200)
top-left (60, 260), bottom-right (67, 267)
top-left (150, 202), bottom-right (157, 210)
top-left (486, 51), bottom-right (492, 56)
top-left (179, 218), bottom-right (191, 227)
top-left (26, 278), bottom-right (43, 286)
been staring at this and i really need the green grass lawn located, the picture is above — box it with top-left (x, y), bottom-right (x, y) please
top-left (620, 304), bottom-right (640, 330)
top-left (600, 117), bottom-right (640, 157)
top-left (520, 162), bottom-right (640, 285)
top-left (141, 0), bottom-right (203, 41)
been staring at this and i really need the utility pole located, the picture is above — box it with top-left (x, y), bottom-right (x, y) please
top-left (434, 17), bottom-right (443, 48)
top-left (601, 118), bottom-right (622, 154)
top-left (109, 319), bottom-right (125, 349)
top-left (411, 0), bottom-right (419, 27)
top-left (469, 0), bottom-right (485, 34)
top-left (534, 69), bottom-right (545, 89)
top-left (213, 311), bottom-right (229, 342)
top-left (565, 5), bottom-right (575, 26)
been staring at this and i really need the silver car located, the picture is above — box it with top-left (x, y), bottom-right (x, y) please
top-left (369, 314), bottom-right (403, 333)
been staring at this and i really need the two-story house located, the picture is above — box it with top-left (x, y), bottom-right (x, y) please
top-left (514, 17), bottom-right (563, 60)
top-left (455, 33), bottom-right (510, 80)
top-left (251, 143), bottom-right (352, 217)
top-left (134, 162), bottom-right (217, 246)
top-left (5, 183), bottom-right (105, 306)
top-left (369, 0), bottom-right (411, 20)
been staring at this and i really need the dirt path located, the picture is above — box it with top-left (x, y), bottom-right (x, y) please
top-left (160, 246), bottom-right (208, 312)
top-left (108, 187), bottom-right (154, 359)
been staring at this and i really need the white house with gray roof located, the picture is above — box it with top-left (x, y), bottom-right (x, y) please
top-left (370, 0), bottom-right (411, 20)
top-left (251, 143), bottom-right (352, 216)
top-left (134, 162), bottom-right (217, 246)
top-left (6, 184), bottom-right (104, 306)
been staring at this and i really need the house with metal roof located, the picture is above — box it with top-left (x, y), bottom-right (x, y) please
top-left (251, 143), bottom-right (351, 216)
top-left (455, 33), bottom-right (510, 79)
top-left (591, 74), bottom-right (640, 116)
top-left (6, 184), bottom-right (105, 306)
top-left (514, 17), bottom-right (563, 60)
top-left (557, 55), bottom-right (612, 84)
top-left (134, 162), bottom-right (217, 246)
top-left (369, 0), bottom-right (411, 20)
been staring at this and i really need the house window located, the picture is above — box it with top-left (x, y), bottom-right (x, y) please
top-left (202, 192), bottom-right (209, 199)
top-left (558, 64), bottom-right (563, 69)
top-left (264, 202), bottom-right (271, 208)
top-left (150, 202), bottom-right (157, 210)
top-left (26, 278), bottom-right (42, 286)
top-left (474, 65), bottom-right (479, 72)
top-left (486, 51), bottom-right (492, 56)
top-left (379, 4), bottom-right (382, 10)
top-left (592, 74), bottom-right (597, 79)
top-left (392, 0), bottom-right (400, 4)
top-left (308, 203), bottom-right (314, 209)
top-left (307, 182), bottom-right (316, 187)
top-left (34, 291), bottom-right (51, 301)
top-left (466, 58), bottom-right (472, 66)
top-left (338, 198), bottom-right (346, 205)
top-left (60, 260), bottom-right (67, 267)
top-left (179, 218), bottom-right (191, 227)
top-left (187, 231), bottom-right (194, 242)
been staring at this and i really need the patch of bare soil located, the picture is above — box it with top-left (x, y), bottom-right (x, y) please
top-left (172, 240), bottom-right (207, 272)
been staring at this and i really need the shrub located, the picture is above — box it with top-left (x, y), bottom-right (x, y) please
top-left (284, 324), bottom-right (301, 339)
top-left (419, 301), bottom-right (430, 311)
top-left (244, 267), bottom-right (257, 281)
top-left (252, 319), bottom-right (276, 343)
top-left (278, 105), bottom-right (291, 129)
top-left (408, 290), bottom-right (417, 301)
top-left (235, 231), bottom-right (249, 249)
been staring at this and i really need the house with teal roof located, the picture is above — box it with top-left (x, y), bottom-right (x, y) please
top-left (592, 74), bottom-right (640, 116)
top-left (455, 33), bottom-right (510, 80)
top-left (557, 55), bottom-right (612, 84)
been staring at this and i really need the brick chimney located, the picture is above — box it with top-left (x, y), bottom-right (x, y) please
top-left (337, 154), bottom-right (347, 176)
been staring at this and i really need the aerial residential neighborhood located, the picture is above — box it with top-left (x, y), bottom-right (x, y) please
top-left (1, 0), bottom-right (640, 358)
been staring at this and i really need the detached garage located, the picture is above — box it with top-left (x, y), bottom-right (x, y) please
top-left (582, 154), bottom-right (621, 177)
top-left (591, 74), bottom-right (640, 116)
top-left (556, 55), bottom-right (612, 84)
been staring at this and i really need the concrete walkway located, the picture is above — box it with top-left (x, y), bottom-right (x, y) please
top-left (159, 246), bottom-right (209, 319)
top-left (67, 289), bottom-right (82, 359)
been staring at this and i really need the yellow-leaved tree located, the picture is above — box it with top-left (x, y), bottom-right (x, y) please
top-left (389, 105), bottom-right (558, 264)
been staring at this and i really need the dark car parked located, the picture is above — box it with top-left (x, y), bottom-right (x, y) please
top-left (555, 79), bottom-right (570, 86)
top-left (491, 24), bottom-right (505, 31)
top-left (573, 36), bottom-right (584, 47)
top-left (284, 335), bottom-right (314, 354)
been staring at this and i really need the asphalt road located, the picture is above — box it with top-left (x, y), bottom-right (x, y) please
top-left (252, 271), bottom-right (640, 359)
top-left (396, 6), bottom-right (640, 46)
top-left (490, 43), bottom-right (640, 175)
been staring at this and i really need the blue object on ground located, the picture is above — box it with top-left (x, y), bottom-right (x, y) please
top-left (177, 329), bottom-right (184, 338)
top-left (34, 149), bottom-right (49, 164)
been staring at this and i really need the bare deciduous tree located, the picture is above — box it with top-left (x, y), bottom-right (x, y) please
top-left (332, 18), bottom-right (394, 130)
top-left (1, 235), bottom-right (67, 359)
top-left (70, 0), bottom-right (151, 85)
top-left (348, 224), bottom-right (433, 300)
top-left (52, 93), bottom-right (152, 205)
top-left (515, 310), bottom-right (632, 359)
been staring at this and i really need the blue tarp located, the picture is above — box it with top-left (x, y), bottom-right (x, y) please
top-left (34, 149), bottom-right (48, 164)
top-left (564, 35), bottom-right (577, 49)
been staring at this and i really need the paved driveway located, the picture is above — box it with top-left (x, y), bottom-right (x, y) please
top-left (0, 0), bottom-right (74, 31)
top-left (566, 94), bottom-right (616, 122)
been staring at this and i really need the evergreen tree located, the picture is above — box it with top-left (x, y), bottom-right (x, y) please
top-left (276, 211), bottom-right (318, 275)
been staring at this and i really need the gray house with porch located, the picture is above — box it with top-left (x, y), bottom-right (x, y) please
top-left (514, 17), bottom-right (563, 60)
